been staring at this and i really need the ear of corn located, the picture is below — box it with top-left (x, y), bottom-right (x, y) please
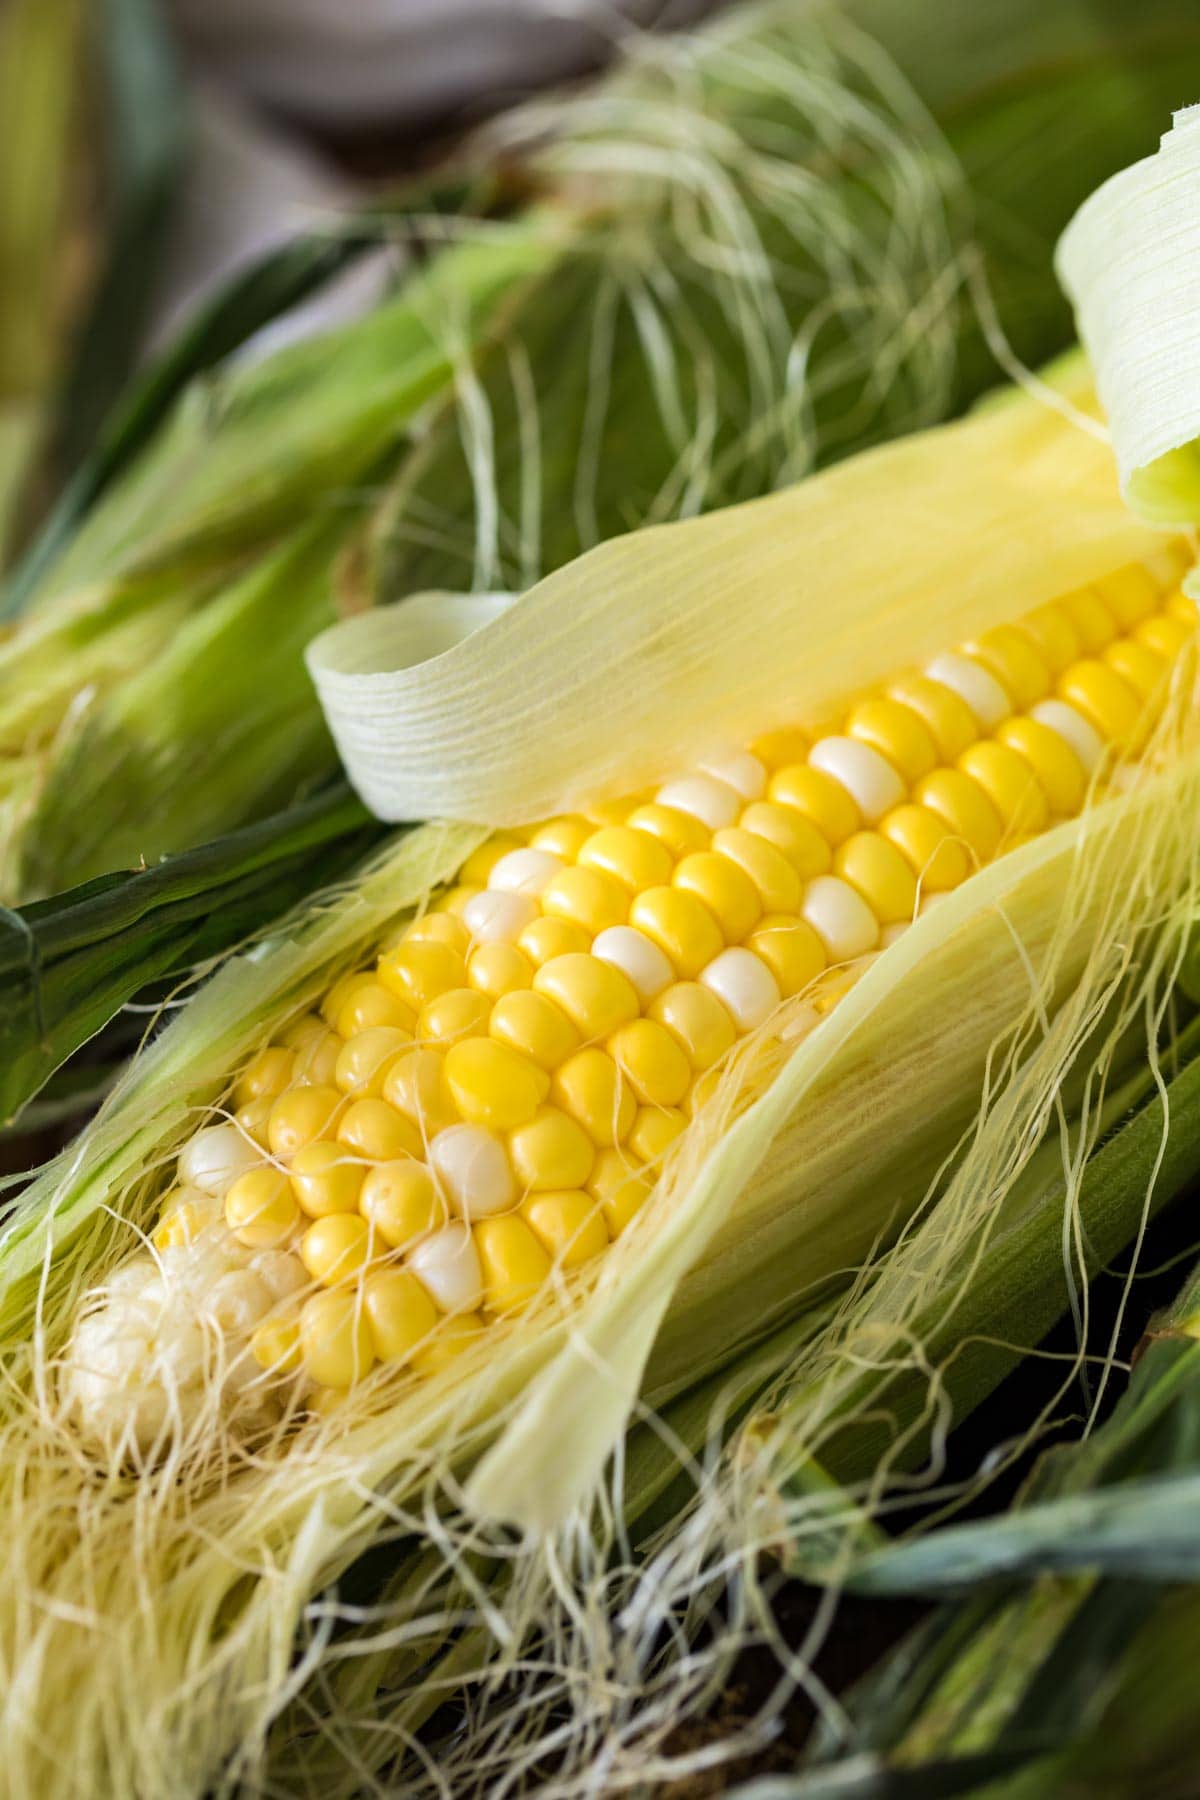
top-left (0, 363), bottom-right (1197, 1790)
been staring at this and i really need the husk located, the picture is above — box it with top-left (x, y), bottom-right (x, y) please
top-left (0, 370), bottom-right (1198, 1793)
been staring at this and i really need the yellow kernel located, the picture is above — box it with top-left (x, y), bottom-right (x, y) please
top-left (474, 1216), bottom-right (553, 1314)
top-left (152, 1192), bottom-right (219, 1251)
top-left (300, 1212), bottom-right (374, 1287)
top-left (234, 1097), bottom-right (274, 1144)
top-left (553, 1048), bottom-right (635, 1146)
top-left (884, 674), bottom-right (978, 760)
top-left (293, 1030), bottom-right (342, 1087)
top-left (767, 763), bottom-right (860, 845)
top-left (749, 727), bottom-right (810, 770)
top-left (587, 1149), bottom-right (653, 1236)
top-left (1057, 658), bottom-right (1143, 748)
top-left (648, 981), bottom-right (736, 1071)
top-left (518, 915), bottom-right (592, 967)
top-left (625, 802), bottom-right (710, 859)
top-left (957, 740), bottom-right (1050, 835)
top-left (382, 1048), bottom-right (458, 1136)
top-left (846, 697), bottom-right (938, 782)
top-left (378, 939), bottom-right (467, 1011)
top-left (608, 1019), bottom-right (691, 1107)
top-left (737, 801), bottom-right (831, 879)
top-left (628, 1105), bottom-right (687, 1163)
top-left (234, 1047), bottom-right (295, 1109)
top-left (709, 828), bottom-right (802, 915)
top-left (509, 1106), bottom-right (594, 1191)
top-left (583, 796), bottom-right (641, 828)
top-left (995, 717), bottom-right (1086, 815)
top-left (225, 1166), bottom-right (300, 1249)
top-left (521, 1191), bottom-right (609, 1269)
top-left (533, 953), bottom-right (640, 1040)
top-left (963, 626), bottom-right (1051, 710)
top-left (1061, 587), bottom-right (1117, 653)
top-left (320, 972), bottom-right (371, 1028)
top-left (834, 833), bottom-right (919, 926)
top-left (363, 1269), bottom-right (439, 1363)
top-left (251, 1315), bottom-right (303, 1375)
top-left (745, 914), bottom-right (827, 997)
top-left (410, 1312), bottom-right (486, 1376)
top-left (1136, 611), bottom-right (1195, 660)
top-left (432, 884), bottom-right (481, 917)
top-left (466, 941), bottom-right (533, 1000)
top-left (673, 851), bottom-right (760, 943)
top-left (1103, 637), bottom-right (1169, 704)
top-left (300, 1289), bottom-right (375, 1389)
top-left (914, 768), bottom-right (1002, 864)
top-left (578, 825), bottom-right (674, 893)
top-left (489, 989), bottom-right (580, 1071)
top-left (1016, 603), bottom-right (1081, 675)
top-left (402, 912), bottom-right (471, 954)
top-left (878, 805), bottom-right (971, 892)
top-left (268, 1085), bottom-right (343, 1159)
top-left (444, 1038), bottom-right (548, 1131)
top-left (277, 1011), bottom-right (327, 1053)
top-left (1167, 589), bottom-right (1199, 626)
top-left (289, 1139), bottom-right (365, 1219)
top-left (337, 1097), bottom-right (423, 1162)
top-left (541, 865), bottom-right (628, 936)
top-left (359, 1158), bottom-right (445, 1249)
top-left (460, 834), bottom-right (524, 886)
top-left (628, 886), bottom-right (724, 979)
top-left (418, 986), bottom-right (492, 1047)
top-left (1094, 562), bottom-right (1160, 628)
top-left (335, 981), bottom-right (416, 1038)
top-left (530, 815), bottom-right (593, 860)
top-left (334, 1027), bottom-right (410, 1098)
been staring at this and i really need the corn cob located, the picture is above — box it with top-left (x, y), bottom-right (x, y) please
top-left (61, 542), bottom-right (1197, 1443)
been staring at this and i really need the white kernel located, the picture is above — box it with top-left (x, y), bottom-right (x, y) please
top-left (1029, 698), bottom-right (1105, 773)
top-left (592, 926), bottom-right (674, 1002)
top-left (487, 848), bottom-right (563, 896)
top-left (655, 774), bottom-right (741, 830)
top-left (699, 947), bottom-right (780, 1033)
top-left (780, 1002), bottom-right (821, 1043)
top-left (801, 875), bottom-right (881, 961)
top-left (178, 1123), bottom-right (262, 1197)
top-left (462, 888), bottom-right (538, 944)
top-left (430, 1124), bottom-right (514, 1218)
top-left (697, 749), bottom-right (766, 801)
top-left (249, 1249), bottom-right (307, 1302)
top-left (201, 1271), bottom-right (275, 1337)
top-left (409, 1224), bottom-right (483, 1313)
top-left (925, 652), bottom-right (1011, 728)
top-left (807, 736), bottom-right (904, 823)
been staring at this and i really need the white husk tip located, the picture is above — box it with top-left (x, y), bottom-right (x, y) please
top-left (1057, 102), bottom-right (1200, 526)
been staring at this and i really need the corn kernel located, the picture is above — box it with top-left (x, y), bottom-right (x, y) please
top-left (474, 1216), bottom-right (553, 1313)
top-left (444, 1037), bottom-right (549, 1131)
top-left (745, 914), bottom-right (827, 997)
top-left (359, 1159), bottom-right (445, 1248)
top-left (335, 981), bottom-right (416, 1038)
top-left (460, 834), bottom-right (524, 886)
top-left (628, 1106), bottom-right (687, 1163)
top-left (509, 1106), bottom-right (595, 1191)
top-left (648, 981), bottom-right (736, 1071)
top-left (488, 848), bottom-right (562, 897)
top-left (1136, 611), bottom-right (1195, 660)
top-left (278, 1012), bottom-right (327, 1053)
top-left (489, 989), bottom-right (580, 1071)
top-left (410, 1312), bottom-right (486, 1376)
top-left (541, 865), bottom-right (628, 936)
top-left (533, 953), bottom-right (640, 1040)
top-left (234, 1047), bottom-right (295, 1109)
top-left (834, 832), bottom-right (918, 925)
top-left (320, 972), bottom-right (370, 1028)
top-left (300, 1289), bottom-right (375, 1389)
top-left (608, 1018), bottom-right (691, 1107)
top-left (877, 805), bottom-right (970, 892)
top-left (655, 775), bottom-right (740, 831)
top-left (518, 915), bottom-right (592, 966)
top-left (1017, 603), bottom-right (1082, 675)
top-left (521, 1192), bottom-right (609, 1268)
top-left (225, 1167), bottom-right (301, 1248)
top-left (767, 764), bottom-right (860, 845)
top-left (711, 826), bottom-right (803, 914)
top-left (1103, 638), bottom-right (1169, 704)
top-left (995, 717), bottom-right (1086, 815)
top-left (553, 1048), bottom-right (635, 1146)
top-left (409, 1223), bottom-right (484, 1311)
top-left (418, 987), bottom-right (492, 1047)
top-left (749, 726), bottom-right (810, 770)
top-left (383, 1048), bottom-right (458, 1136)
top-left (403, 913), bottom-right (471, 954)
top-left (334, 1027), bottom-right (410, 1098)
top-left (530, 816), bottom-right (593, 859)
top-left (584, 795), bottom-right (642, 828)
top-left (1057, 658), bottom-right (1143, 748)
top-left (957, 741), bottom-right (1050, 835)
top-left (1094, 562), bottom-right (1160, 629)
top-left (700, 946), bottom-right (780, 1032)
top-left (846, 697), bottom-right (937, 782)
top-left (293, 1030), bottom-right (342, 1087)
top-left (884, 675), bottom-right (978, 760)
top-left (152, 1191), bottom-right (220, 1251)
top-left (737, 801), bottom-right (831, 879)
top-left (432, 884), bottom-right (481, 917)
top-left (337, 1098), bottom-right (423, 1162)
top-left (628, 887), bottom-right (724, 980)
top-left (267, 1085), bottom-right (343, 1160)
top-left (914, 768), bottom-right (1002, 864)
top-left (235, 1097), bottom-right (273, 1144)
top-left (251, 1315), bottom-right (303, 1375)
top-left (1061, 588), bottom-right (1118, 653)
top-left (963, 626), bottom-right (1051, 710)
top-left (588, 1149), bottom-right (653, 1236)
top-left (578, 825), bottom-right (674, 892)
top-left (300, 1213), bottom-right (374, 1287)
top-left (924, 653), bottom-right (1011, 729)
top-left (673, 850), bottom-right (760, 943)
top-left (290, 1140), bottom-right (365, 1219)
top-left (625, 802), bottom-right (711, 858)
top-left (378, 940), bottom-right (466, 1010)
top-left (466, 941), bottom-right (534, 1000)
top-left (363, 1269), bottom-right (439, 1363)
top-left (802, 875), bottom-right (880, 961)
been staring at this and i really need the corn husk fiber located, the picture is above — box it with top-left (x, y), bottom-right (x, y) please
top-left (0, 368), bottom-right (1198, 1795)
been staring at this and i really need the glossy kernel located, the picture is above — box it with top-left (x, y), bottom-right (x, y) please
top-left (1061, 588), bottom-right (1118, 654)
top-left (300, 1213), bottom-right (374, 1287)
top-left (834, 832), bottom-right (918, 925)
top-left (588, 1150), bottom-right (653, 1236)
top-left (1016, 603), bottom-right (1081, 675)
top-left (474, 1216), bottom-right (554, 1314)
top-left (251, 1316), bottom-right (303, 1375)
top-left (334, 1027), bottom-right (410, 1098)
top-left (745, 914), bottom-right (827, 997)
top-left (737, 802), bottom-right (831, 879)
top-left (508, 1106), bottom-right (595, 1191)
top-left (489, 989), bottom-right (580, 1071)
top-left (846, 697), bottom-right (937, 781)
top-left (541, 865), bottom-right (628, 936)
top-left (224, 1167), bottom-right (299, 1249)
top-left (964, 625), bottom-right (1051, 710)
top-left (382, 1048), bottom-right (458, 1137)
top-left (1057, 658), bottom-right (1143, 749)
top-left (403, 913), bottom-right (471, 954)
top-left (289, 1140), bottom-right (365, 1219)
top-left (521, 1192), bottom-right (609, 1268)
top-left (628, 1105), bottom-right (687, 1163)
top-left (1136, 611), bottom-right (1195, 661)
top-left (359, 1159), bottom-right (445, 1249)
top-left (444, 1038), bottom-right (548, 1132)
top-left (378, 940), bottom-right (466, 1010)
top-left (337, 1097), bottom-right (423, 1162)
top-left (335, 981), bottom-right (416, 1037)
top-left (530, 816), bottom-right (593, 860)
top-left (1095, 563), bottom-right (1160, 629)
top-left (995, 716), bottom-right (1086, 815)
top-left (552, 1048), bottom-right (635, 1146)
top-left (711, 826), bottom-right (804, 914)
top-left (1103, 638), bottom-right (1169, 704)
top-left (628, 887), bottom-right (724, 980)
top-left (363, 1269), bottom-right (439, 1363)
top-left (625, 802), bottom-right (711, 859)
top-left (267, 1085), bottom-right (343, 1160)
top-left (673, 851), bottom-right (761, 943)
top-left (466, 941), bottom-right (533, 1000)
top-left (533, 953), bottom-right (640, 1040)
top-left (767, 764), bottom-right (859, 845)
top-left (578, 825), bottom-right (674, 892)
top-left (234, 1047), bottom-right (295, 1109)
top-left (418, 987), bottom-right (492, 1047)
top-left (914, 768), bottom-right (1002, 864)
top-left (609, 1018), bottom-right (692, 1107)
top-left (884, 674), bottom-right (978, 760)
top-left (957, 740), bottom-right (1050, 835)
top-left (647, 981), bottom-right (736, 1071)
top-left (299, 1289), bottom-right (375, 1389)
top-left (517, 915), bottom-right (592, 967)
top-left (877, 805), bottom-right (970, 892)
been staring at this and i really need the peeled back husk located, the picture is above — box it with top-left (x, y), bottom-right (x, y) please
top-left (0, 363), bottom-right (1197, 1794)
